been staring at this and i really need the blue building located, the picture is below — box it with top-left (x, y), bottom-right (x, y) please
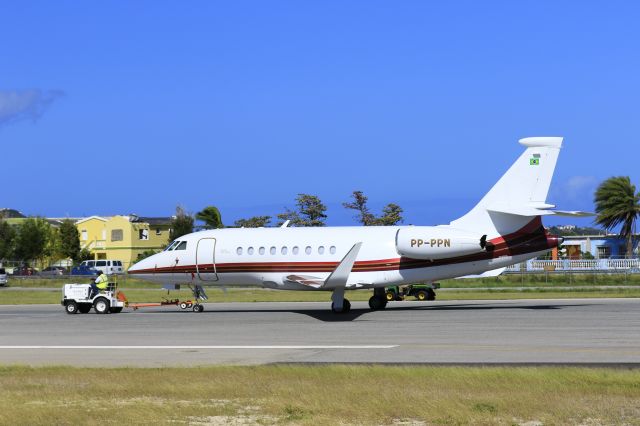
top-left (562, 235), bottom-right (639, 259)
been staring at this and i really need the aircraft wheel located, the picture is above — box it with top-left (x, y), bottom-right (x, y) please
top-left (385, 292), bottom-right (395, 301)
top-left (368, 296), bottom-right (387, 311)
top-left (331, 299), bottom-right (351, 313)
top-left (193, 304), bottom-right (204, 313)
top-left (65, 301), bottom-right (78, 314)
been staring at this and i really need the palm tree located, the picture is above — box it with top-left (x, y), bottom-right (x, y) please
top-left (594, 176), bottom-right (640, 258)
top-left (196, 206), bottom-right (223, 229)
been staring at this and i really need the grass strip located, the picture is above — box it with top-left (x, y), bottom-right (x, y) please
top-left (7, 273), bottom-right (640, 289)
top-left (0, 365), bottom-right (639, 425)
top-left (2, 287), bottom-right (640, 305)
top-left (0, 288), bottom-right (640, 305)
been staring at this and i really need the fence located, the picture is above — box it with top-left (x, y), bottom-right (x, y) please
top-left (506, 258), bottom-right (640, 273)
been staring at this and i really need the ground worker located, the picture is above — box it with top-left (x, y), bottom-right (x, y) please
top-left (91, 271), bottom-right (109, 298)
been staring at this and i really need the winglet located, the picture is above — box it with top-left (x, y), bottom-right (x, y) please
top-left (321, 242), bottom-right (362, 290)
top-left (280, 220), bottom-right (291, 228)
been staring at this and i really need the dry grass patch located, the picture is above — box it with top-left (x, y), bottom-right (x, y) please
top-left (1, 365), bottom-right (639, 425)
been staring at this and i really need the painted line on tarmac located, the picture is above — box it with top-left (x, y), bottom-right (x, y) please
top-left (0, 345), bottom-right (398, 350)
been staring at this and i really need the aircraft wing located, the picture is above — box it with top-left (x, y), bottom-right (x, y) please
top-left (283, 243), bottom-right (363, 290)
top-left (456, 267), bottom-right (506, 279)
top-left (284, 275), bottom-right (325, 288)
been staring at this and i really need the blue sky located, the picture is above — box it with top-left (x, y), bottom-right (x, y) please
top-left (1, 1), bottom-right (639, 227)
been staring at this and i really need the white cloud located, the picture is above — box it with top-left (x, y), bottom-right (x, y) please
top-left (0, 89), bottom-right (65, 126)
top-left (563, 176), bottom-right (598, 198)
top-left (551, 175), bottom-right (598, 208)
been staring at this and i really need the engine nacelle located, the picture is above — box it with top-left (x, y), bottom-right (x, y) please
top-left (396, 227), bottom-right (486, 260)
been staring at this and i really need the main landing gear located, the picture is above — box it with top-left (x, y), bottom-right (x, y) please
top-left (331, 298), bottom-right (351, 313)
top-left (330, 287), bottom-right (351, 313)
top-left (368, 288), bottom-right (388, 311)
top-left (329, 288), bottom-right (389, 313)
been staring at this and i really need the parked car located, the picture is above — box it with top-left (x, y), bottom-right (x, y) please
top-left (40, 266), bottom-right (67, 276)
top-left (70, 265), bottom-right (100, 276)
top-left (11, 266), bottom-right (37, 276)
top-left (0, 268), bottom-right (7, 286)
top-left (79, 260), bottom-right (124, 275)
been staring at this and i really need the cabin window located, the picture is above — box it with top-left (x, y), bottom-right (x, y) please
top-left (281, 246), bottom-right (288, 255)
top-left (259, 247), bottom-right (265, 255)
top-left (305, 246), bottom-right (312, 255)
top-left (330, 246), bottom-right (336, 254)
top-left (175, 241), bottom-right (187, 250)
top-left (270, 246), bottom-right (276, 255)
top-left (318, 246), bottom-right (325, 255)
top-left (292, 246), bottom-right (299, 255)
top-left (248, 247), bottom-right (255, 255)
top-left (236, 247), bottom-right (243, 255)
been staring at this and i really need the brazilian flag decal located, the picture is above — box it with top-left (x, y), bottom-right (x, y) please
top-left (530, 153), bottom-right (541, 166)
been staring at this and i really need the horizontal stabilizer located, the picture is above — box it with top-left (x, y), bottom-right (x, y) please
top-left (551, 210), bottom-right (595, 217)
top-left (487, 206), bottom-right (594, 218)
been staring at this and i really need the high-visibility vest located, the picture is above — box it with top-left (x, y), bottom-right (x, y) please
top-left (95, 274), bottom-right (109, 290)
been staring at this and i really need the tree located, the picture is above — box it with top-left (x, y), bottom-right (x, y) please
top-left (594, 176), bottom-right (640, 258)
top-left (0, 218), bottom-right (16, 261)
top-left (58, 219), bottom-right (81, 262)
top-left (196, 206), bottom-right (224, 229)
top-left (137, 249), bottom-right (159, 261)
top-left (14, 218), bottom-right (51, 263)
top-left (342, 191), bottom-right (375, 225)
top-left (234, 216), bottom-right (271, 228)
top-left (374, 203), bottom-right (404, 226)
top-left (277, 194), bottom-right (327, 227)
top-left (343, 191), bottom-right (404, 226)
top-left (170, 206), bottom-right (194, 241)
top-left (78, 248), bottom-right (93, 262)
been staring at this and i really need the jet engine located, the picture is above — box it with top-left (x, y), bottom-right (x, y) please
top-left (396, 227), bottom-right (488, 260)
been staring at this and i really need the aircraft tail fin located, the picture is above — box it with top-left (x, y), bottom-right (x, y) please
top-left (451, 137), bottom-right (565, 236)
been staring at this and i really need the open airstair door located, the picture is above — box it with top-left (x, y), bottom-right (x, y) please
top-left (196, 238), bottom-right (218, 281)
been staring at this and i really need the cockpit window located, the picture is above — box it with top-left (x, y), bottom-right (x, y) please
top-left (174, 241), bottom-right (187, 251)
top-left (165, 241), bottom-right (179, 251)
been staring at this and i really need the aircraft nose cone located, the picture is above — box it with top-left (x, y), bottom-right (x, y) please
top-left (128, 257), bottom-right (152, 274)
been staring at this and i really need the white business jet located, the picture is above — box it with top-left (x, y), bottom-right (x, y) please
top-left (129, 137), bottom-right (588, 313)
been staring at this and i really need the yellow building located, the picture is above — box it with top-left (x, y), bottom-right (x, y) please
top-left (76, 215), bottom-right (172, 268)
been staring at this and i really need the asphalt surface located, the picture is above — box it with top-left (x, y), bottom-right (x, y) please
top-left (0, 298), bottom-right (639, 367)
